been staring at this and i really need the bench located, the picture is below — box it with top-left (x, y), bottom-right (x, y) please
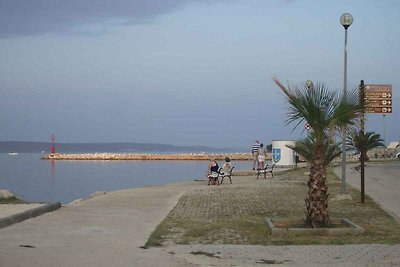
top-left (256, 163), bottom-right (276, 179)
top-left (220, 166), bottom-right (234, 184)
top-left (208, 172), bottom-right (220, 185)
top-left (207, 166), bottom-right (235, 185)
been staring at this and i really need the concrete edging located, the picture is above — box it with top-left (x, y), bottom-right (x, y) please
top-left (0, 202), bottom-right (62, 229)
top-left (266, 217), bottom-right (365, 235)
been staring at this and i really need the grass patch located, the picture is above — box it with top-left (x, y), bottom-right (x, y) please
top-left (0, 197), bottom-right (26, 204)
top-left (144, 219), bottom-right (175, 248)
top-left (146, 165), bottom-right (400, 246)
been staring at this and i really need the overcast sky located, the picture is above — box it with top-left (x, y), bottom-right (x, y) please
top-left (0, 0), bottom-right (399, 150)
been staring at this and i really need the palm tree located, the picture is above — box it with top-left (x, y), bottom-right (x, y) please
top-left (347, 131), bottom-right (385, 161)
top-left (290, 132), bottom-right (342, 168)
top-left (274, 78), bottom-right (362, 227)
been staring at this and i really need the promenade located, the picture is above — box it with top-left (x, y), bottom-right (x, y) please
top-left (0, 164), bottom-right (399, 266)
top-left (334, 162), bottom-right (400, 223)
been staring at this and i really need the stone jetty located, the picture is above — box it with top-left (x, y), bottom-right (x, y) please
top-left (41, 152), bottom-right (272, 161)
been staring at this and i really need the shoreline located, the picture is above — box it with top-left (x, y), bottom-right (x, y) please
top-left (41, 152), bottom-right (273, 161)
top-left (65, 178), bottom-right (203, 206)
top-left (4, 154), bottom-right (267, 205)
top-left (62, 167), bottom-right (256, 205)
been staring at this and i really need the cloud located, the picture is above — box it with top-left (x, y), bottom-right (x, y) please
top-left (0, 0), bottom-right (299, 38)
top-left (0, 0), bottom-right (192, 38)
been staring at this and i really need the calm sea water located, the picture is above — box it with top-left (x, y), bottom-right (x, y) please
top-left (0, 153), bottom-right (256, 204)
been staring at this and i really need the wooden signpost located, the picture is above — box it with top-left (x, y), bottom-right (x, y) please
top-left (359, 82), bottom-right (393, 203)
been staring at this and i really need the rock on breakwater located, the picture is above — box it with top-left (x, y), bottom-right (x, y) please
top-left (41, 153), bottom-right (272, 161)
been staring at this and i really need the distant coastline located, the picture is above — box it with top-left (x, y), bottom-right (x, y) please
top-left (0, 141), bottom-right (243, 154)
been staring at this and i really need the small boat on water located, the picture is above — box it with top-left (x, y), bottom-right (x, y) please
top-left (8, 152), bottom-right (18, 156)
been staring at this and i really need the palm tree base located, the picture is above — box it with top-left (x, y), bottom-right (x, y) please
top-left (266, 218), bottom-right (364, 234)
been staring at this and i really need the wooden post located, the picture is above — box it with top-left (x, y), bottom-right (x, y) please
top-left (359, 80), bottom-right (365, 204)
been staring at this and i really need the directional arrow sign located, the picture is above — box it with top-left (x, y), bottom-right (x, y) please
top-left (365, 92), bottom-right (391, 98)
top-left (364, 84), bottom-right (392, 114)
top-left (365, 107), bottom-right (392, 113)
top-left (381, 100), bottom-right (392, 105)
top-left (365, 99), bottom-right (393, 106)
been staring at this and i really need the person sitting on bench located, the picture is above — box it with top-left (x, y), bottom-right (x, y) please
top-left (221, 157), bottom-right (232, 175)
top-left (207, 158), bottom-right (219, 185)
top-left (220, 157), bottom-right (234, 184)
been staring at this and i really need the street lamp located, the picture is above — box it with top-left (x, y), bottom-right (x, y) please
top-left (340, 12), bottom-right (353, 194)
top-left (306, 80), bottom-right (313, 90)
top-left (305, 80), bottom-right (314, 142)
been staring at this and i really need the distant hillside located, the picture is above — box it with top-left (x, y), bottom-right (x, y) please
top-left (0, 141), bottom-right (236, 153)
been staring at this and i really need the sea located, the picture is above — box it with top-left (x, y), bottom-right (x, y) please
top-left (0, 153), bottom-right (257, 204)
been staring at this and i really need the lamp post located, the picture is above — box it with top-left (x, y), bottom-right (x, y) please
top-left (306, 80), bottom-right (313, 90)
top-left (340, 13), bottom-right (353, 194)
top-left (305, 80), bottom-right (313, 171)
top-left (306, 79), bottom-right (313, 136)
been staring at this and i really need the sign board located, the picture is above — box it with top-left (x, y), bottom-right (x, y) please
top-left (366, 107), bottom-right (392, 113)
top-left (364, 84), bottom-right (392, 114)
top-left (272, 148), bottom-right (281, 163)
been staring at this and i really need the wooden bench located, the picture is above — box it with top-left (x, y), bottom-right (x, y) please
top-left (256, 164), bottom-right (276, 179)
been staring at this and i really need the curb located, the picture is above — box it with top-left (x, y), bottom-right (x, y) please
top-left (265, 217), bottom-right (365, 235)
top-left (0, 202), bottom-right (62, 229)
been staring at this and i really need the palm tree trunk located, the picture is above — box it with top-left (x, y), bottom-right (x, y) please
top-left (305, 143), bottom-right (330, 227)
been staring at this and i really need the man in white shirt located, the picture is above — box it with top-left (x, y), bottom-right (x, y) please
top-left (251, 140), bottom-right (260, 170)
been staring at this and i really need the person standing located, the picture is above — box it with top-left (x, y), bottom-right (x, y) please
top-left (251, 140), bottom-right (260, 170)
top-left (257, 143), bottom-right (267, 170)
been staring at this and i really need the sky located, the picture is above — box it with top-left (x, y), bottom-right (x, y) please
top-left (0, 0), bottom-right (399, 150)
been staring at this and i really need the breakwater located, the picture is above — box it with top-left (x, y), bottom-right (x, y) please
top-left (41, 153), bottom-right (272, 161)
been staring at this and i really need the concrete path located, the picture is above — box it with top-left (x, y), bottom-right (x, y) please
top-left (334, 162), bottom-right (400, 223)
top-left (0, 182), bottom-right (198, 267)
top-left (155, 243), bottom-right (400, 266)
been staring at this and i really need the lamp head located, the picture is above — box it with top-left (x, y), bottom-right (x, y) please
top-left (340, 13), bottom-right (353, 29)
top-left (306, 80), bottom-right (313, 90)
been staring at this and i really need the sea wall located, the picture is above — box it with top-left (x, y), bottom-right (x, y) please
top-left (42, 152), bottom-right (272, 161)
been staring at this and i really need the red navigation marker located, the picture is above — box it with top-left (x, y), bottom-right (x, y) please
top-left (51, 134), bottom-right (56, 154)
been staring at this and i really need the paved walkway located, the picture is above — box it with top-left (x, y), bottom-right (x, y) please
top-left (0, 182), bottom-right (196, 267)
top-left (0, 164), bottom-right (399, 266)
top-left (0, 204), bottom-right (45, 218)
top-left (156, 244), bottom-right (400, 266)
top-left (334, 162), bottom-right (400, 223)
